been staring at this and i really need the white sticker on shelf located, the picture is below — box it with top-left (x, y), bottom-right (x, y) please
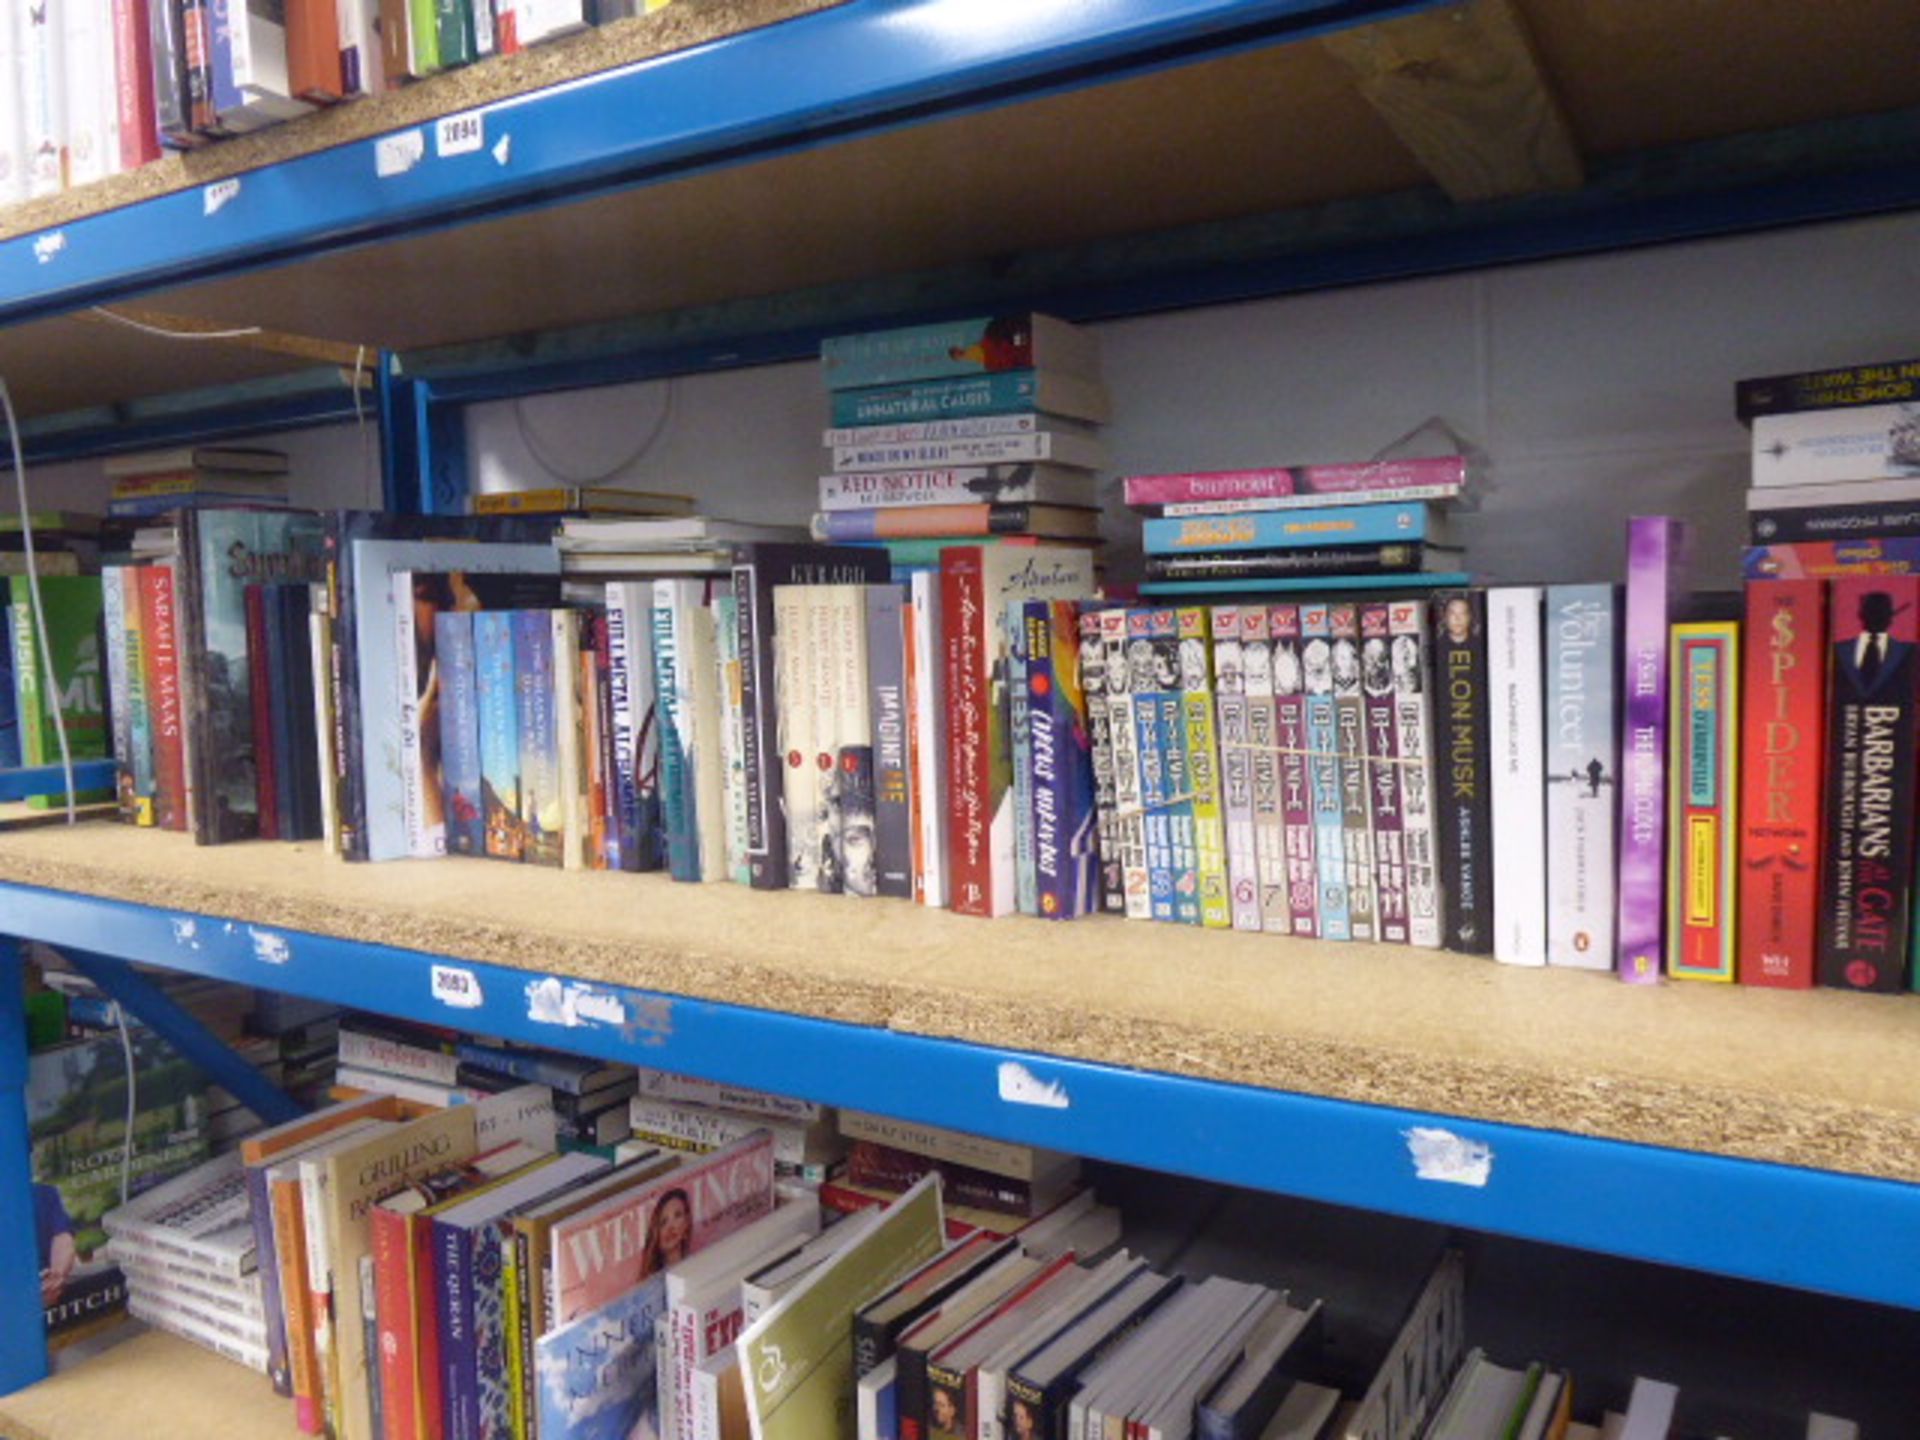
top-left (203, 179), bottom-right (241, 216)
top-left (249, 928), bottom-right (291, 965)
top-left (436, 111), bottom-right (484, 158)
top-left (997, 1062), bottom-right (1070, 1110)
top-left (170, 917), bottom-right (200, 949)
top-left (33, 232), bottom-right (65, 265)
top-left (375, 129), bottom-right (427, 178)
top-left (432, 964), bottom-right (484, 1009)
top-left (525, 976), bottom-right (627, 1029)
top-left (492, 134), bottom-right (512, 167)
top-left (1404, 1127), bottom-right (1493, 1187)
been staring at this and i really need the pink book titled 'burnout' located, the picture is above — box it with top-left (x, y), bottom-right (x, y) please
top-left (1121, 456), bottom-right (1467, 508)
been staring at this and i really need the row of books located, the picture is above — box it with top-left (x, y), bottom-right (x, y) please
top-left (94, 1051), bottom-right (1865, 1440)
top-left (0, 0), bottom-right (673, 204)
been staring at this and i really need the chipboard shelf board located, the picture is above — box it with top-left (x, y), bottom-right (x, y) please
top-left (0, 828), bottom-right (1917, 1311)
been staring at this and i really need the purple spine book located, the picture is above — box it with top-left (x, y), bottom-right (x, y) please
top-left (1616, 516), bottom-right (1693, 982)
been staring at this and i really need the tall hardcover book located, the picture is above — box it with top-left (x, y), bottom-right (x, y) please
top-left (1818, 576), bottom-right (1918, 993)
top-left (1737, 581), bottom-right (1825, 988)
top-left (869, 585), bottom-right (915, 899)
top-left (1079, 609), bottom-right (1124, 914)
top-left (113, 0), bottom-right (162, 169)
top-left (1299, 604), bottom-right (1348, 940)
top-left (1178, 607), bottom-right (1233, 929)
top-left (1488, 587), bottom-right (1546, 966)
top-left (1667, 622), bottom-right (1740, 982)
top-left (1616, 517), bottom-right (1693, 982)
top-left (1544, 585), bottom-right (1618, 969)
top-left (942, 547), bottom-right (1097, 916)
top-left (1431, 591), bottom-right (1492, 954)
top-left (1389, 600), bottom-right (1443, 948)
top-left (1023, 600), bottom-right (1098, 919)
top-left (1360, 604), bottom-right (1409, 944)
top-left (732, 544), bottom-right (888, 890)
top-left (1212, 607), bottom-right (1262, 932)
top-left (1099, 607), bottom-right (1151, 920)
top-left (175, 509), bottom-right (325, 843)
top-left (1329, 604), bottom-right (1374, 942)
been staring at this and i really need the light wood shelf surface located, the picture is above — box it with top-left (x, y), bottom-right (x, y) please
top-left (0, 823), bottom-right (1916, 1185)
top-left (0, 1329), bottom-right (301, 1440)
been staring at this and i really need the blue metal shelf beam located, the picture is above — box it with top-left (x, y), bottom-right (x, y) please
top-left (0, 0), bottom-right (1446, 328)
top-left (2, 876), bottom-right (1916, 1313)
top-left (0, 761), bottom-right (115, 804)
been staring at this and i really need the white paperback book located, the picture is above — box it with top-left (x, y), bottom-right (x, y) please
top-left (1544, 584), bottom-right (1618, 968)
top-left (1488, 586), bottom-right (1547, 966)
top-left (0, 8), bottom-right (24, 205)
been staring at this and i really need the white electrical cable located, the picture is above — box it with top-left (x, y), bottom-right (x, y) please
top-left (513, 376), bottom-right (675, 486)
top-left (0, 374), bottom-right (78, 823)
top-left (113, 1003), bottom-right (138, 1207)
top-left (89, 306), bottom-right (264, 342)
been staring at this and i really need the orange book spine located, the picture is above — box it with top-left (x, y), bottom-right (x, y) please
top-left (287, 0), bottom-right (346, 101)
top-left (272, 1175), bottom-right (326, 1436)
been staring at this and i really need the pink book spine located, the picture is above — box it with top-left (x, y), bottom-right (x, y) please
top-left (1122, 457), bottom-right (1466, 507)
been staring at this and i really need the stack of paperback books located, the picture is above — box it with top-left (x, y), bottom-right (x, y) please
top-left (1732, 355), bottom-right (1920, 994)
top-left (102, 1153), bottom-right (269, 1371)
top-left (103, 446), bottom-right (292, 520)
top-left (626, 1064), bottom-right (844, 1184)
top-left (812, 313), bottom-right (1111, 569)
top-left (1121, 457), bottom-right (1472, 588)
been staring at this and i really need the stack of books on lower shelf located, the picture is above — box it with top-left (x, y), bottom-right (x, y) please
top-left (1123, 457), bottom-right (1472, 591)
top-left (75, 1044), bottom-right (1860, 1440)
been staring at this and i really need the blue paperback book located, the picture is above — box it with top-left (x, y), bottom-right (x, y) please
top-left (475, 610), bottom-right (522, 860)
top-left (436, 611), bottom-right (483, 856)
top-left (534, 1274), bottom-right (669, 1440)
top-left (515, 611), bottom-right (562, 868)
top-left (1142, 502), bottom-right (1442, 555)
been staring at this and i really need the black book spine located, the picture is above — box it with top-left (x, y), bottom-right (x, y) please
top-left (1817, 577), bottom-right (1918, 991)
top-left (895, 1340), bottom-right (934, 1440)
top-left (325, 517), bottom-right (367, 860)
top-left (1736, 357), bottom-right (1920, 423)
top-left (1430, 591), bottom-right (1494, 954)
top-left (1750, 500), bottom-right (1920, 544)
top-left (1144, 543), bottom-right (1425, 581)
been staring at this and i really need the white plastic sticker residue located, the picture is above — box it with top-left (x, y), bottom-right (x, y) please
top-left (170, 917), bottom-right (200, 950)
top-left (432, 964), bottom-right (484, 1009)
top-left (249, 927), bottom-right (290, 965)
top-left (997, 1061), bottom-right (1070, 1110)
top-left (1404, 1127), bottom-right (1494, 1187)
top-left (203, 178), bottom-right (241, 216)
top-left (525, 976), bottom-right (626, 1029)
top-left (491, 134), bottom-right (512, 166)
top-left (375, 130), bottom-right (427, 178)
top-left (435, 111), bottom-right (484, 158)
top-left (33, 232), bottom-right (65, 265)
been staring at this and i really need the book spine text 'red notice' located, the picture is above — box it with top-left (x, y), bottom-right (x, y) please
top-left (1667, 622), bottom-right (1740, 982)
top-left (1737, 581), bottom-right (1826, 987)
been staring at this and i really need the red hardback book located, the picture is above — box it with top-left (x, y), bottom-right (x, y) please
top-left (409, 1212), bottom-right (447, 1440)
top-left (247, 586), bottom-right (280, 841)
top-left (1737, 581), bottom-right (1826, 987)
top-left (113, 0), bottom-right (162, 168)
top-left (942, 548), bottom-right (994, 916)
top-left (139, 566), bottom-right (188, 832)
top-left (286, 0), bottom-right (345, 101)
